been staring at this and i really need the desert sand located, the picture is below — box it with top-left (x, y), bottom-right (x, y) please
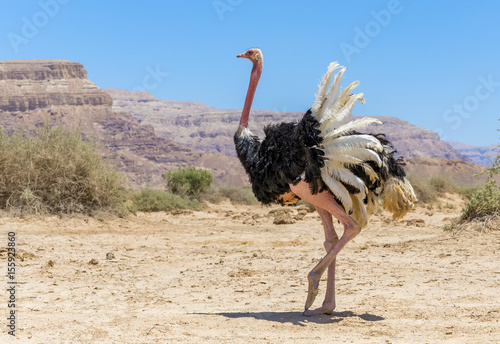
top-left (1, 194), bottom-right (499, 344)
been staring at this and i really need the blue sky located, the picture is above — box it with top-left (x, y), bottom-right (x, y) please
top-left (1, 0), bottom-right (499, 146)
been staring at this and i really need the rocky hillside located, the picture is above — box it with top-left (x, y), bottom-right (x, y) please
top-left (404, 157), bottom-right (493, 185)
top-left (0, 60), bottom-right (246, 187)
top-left (448, 141), bottom-right (499, 166)
top-left (105, 88), bottom-right (471, 163)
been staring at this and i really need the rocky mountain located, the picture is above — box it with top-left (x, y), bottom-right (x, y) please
top-left (105, 88), bottom-right (471, 163)
top-left (447, 141), bottom-right (499, 166)
top-left (0, 60), bottom-right (246, 187)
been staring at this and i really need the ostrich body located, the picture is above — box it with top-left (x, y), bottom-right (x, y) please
top-left (234, 48), bottom-right (417, 316)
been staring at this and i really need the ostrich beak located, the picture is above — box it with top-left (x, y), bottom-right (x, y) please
top-left (237, 53), bottom-right (248, 59)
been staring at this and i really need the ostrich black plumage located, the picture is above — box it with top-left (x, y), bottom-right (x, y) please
top-left (235, 110), bottom-right (326, 205)
top-left (234, 48), bottom-right (417, 316)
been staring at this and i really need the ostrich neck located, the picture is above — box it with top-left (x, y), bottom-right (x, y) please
top-left (239, 59), bottom-right (263, 128)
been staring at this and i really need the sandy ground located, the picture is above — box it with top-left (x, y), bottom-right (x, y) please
top-left (1, 194), bottom-right (499, 344)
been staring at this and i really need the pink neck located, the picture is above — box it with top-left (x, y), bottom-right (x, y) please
top-left (239, 59), bottom-right (263, 128)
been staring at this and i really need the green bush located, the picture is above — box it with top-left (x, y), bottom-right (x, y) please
top-left (165, 167), bottom-right (213, 198)
top-left (127, 188), bottom-right (200, 213)
top-left (0, 126), bottom-right (125, 215)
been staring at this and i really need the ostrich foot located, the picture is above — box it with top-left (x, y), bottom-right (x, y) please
top-left (303, 301), bottom-right (336, 317)
top-left (304, 272), bottom-right (320, 311)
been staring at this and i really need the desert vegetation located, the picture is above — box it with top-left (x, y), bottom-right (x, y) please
top-left (453, 148), bottom-right (500, 232)
top-left (165, 166), bottom-right (214, 198)
top-left (407, 175), bottom-right (481, 205)
top-left (127, 167), bottom-right (213, 212)
top-left (129, 168), bottom-right (258, 212)
top-left (0, 126), bottom-right (124, 215)
top-left (126, 188), bottom-right (201, 213)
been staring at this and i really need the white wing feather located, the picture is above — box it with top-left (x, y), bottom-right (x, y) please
top-left (311, 62), bottom-right (341, 114)
top-left (321, 117), bottom-right (382, 139)
top-left (321, 172), bottom-right (353, 214)
top-left (323, 134), bottom-right (384, 152)
top-left (323, 147), bottom-right (383, 167)
top-left (311, 62), bottom-right (384, 225)
top-left (309, 61), bottom-right (416, 227)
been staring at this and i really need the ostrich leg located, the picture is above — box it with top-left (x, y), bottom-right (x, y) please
top-left (290, 181), bottom-right (361, 316)
top-left (315, 206), bottom-right (339, 315)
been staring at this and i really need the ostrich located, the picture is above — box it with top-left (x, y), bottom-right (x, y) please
top-left (234, 48), bottom-right (417, 316)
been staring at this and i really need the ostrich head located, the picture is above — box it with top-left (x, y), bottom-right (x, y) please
top-left (237, 48), bottom-right (263, 63)
top-left (237, 48), bottom-right (264, 128)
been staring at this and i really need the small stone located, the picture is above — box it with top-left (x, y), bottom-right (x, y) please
top-left (406, 219), bottom-right (426, 227)
top-left (273, 215), bottom-right (296, 225)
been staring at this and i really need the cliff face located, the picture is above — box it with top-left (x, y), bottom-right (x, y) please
top-left (0, 60), bottom-right (112, 112)
top-left (0, 60), bottom-right (246, 187)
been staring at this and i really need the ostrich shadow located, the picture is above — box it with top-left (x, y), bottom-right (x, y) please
top-left (192, 310), bottom-right (384, 326)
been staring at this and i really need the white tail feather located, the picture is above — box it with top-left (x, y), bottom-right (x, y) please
top-left (383, 177), bottom-right (417, 219)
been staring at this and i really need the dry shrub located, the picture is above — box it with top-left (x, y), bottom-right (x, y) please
top-left (406, 175), bottom-right (439, 204)
top-left (407, 175), bottom-right (480, 205)
top-left (428, 176), bottom-right (456, 194)
top-left (449, 213), bottom-right (500, 236)
top-left (459, 148), bottom-right (500, 224)
top-left (0, 126), bottom-right (125, 215)
top-left (447, 145), bottom-right (500, 234)
top-left (460, 180), bottom-right (500, 222)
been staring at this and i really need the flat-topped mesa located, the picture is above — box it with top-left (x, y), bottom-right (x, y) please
top-left (0, 59), bottom-right (112, 112)
top-left (0, 59), bottom-right (88, 80)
